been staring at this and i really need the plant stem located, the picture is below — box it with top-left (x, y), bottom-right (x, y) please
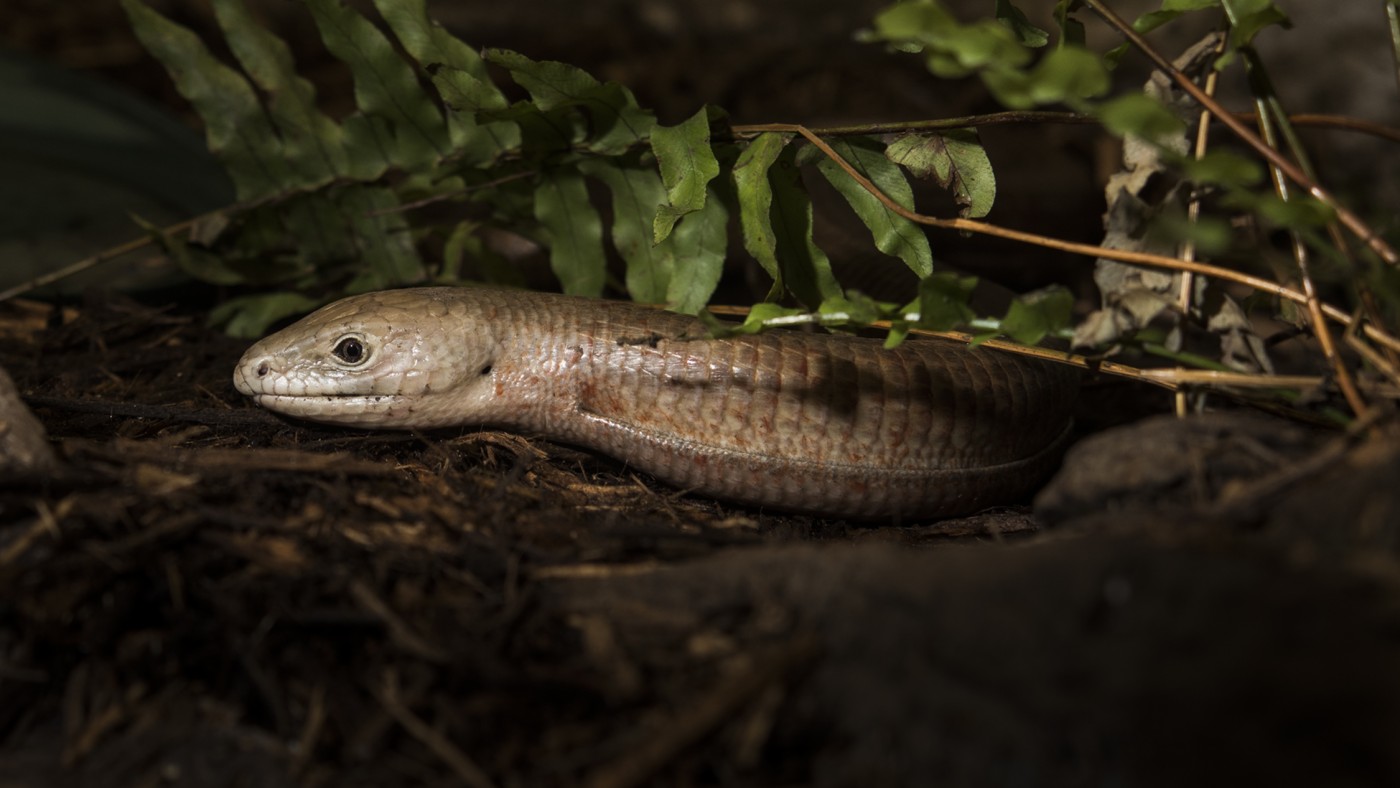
top-left (764, 121), bottom-right (1400, 359)
top-left (1388, 0), bottom-right (1400, 92)
top-left (1237, 42), bottom-right (1369, 417)
top-left (1084, 0), bottom-right (1399, 266)
top-left (734, 112), bottom-right (1400, 142)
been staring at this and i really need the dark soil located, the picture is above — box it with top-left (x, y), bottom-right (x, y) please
top-left (4, 2), bottom-right (1400, 786)
top-left (4, 276), bottom-right (1400, 788)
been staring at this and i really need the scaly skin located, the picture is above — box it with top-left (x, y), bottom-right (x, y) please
top-left (234, 287), bottom-right (1079, 519)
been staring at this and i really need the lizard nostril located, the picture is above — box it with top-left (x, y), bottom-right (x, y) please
top-left (256, 361), bottom-right (269, 377)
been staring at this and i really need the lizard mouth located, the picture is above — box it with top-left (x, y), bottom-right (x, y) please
top-left (251, 393), bottom-right (411, 425)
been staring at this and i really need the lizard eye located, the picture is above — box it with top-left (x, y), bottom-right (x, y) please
top-left (332, 336), bottom-right (367, 365)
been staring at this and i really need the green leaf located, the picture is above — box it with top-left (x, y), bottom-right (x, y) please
top-left (816, 137), bottom-right (934, 277)
top-left (479, 101), bottom-right (584, 154)
top-left (211, 292), bottom-right (323, 339)
top-left (576, 82), bottom-right (655, 155)
top-left (372, 0), bottom-right (517, 164)
top-left (304, 0), bottom-right (448, 170)
top-left (818, 292), bottom-right (886, 326)
top-left (436, 221), bottom-right (526, 285)
top-left (995, 0), bottom-right (1050, 47)
top-left (913, 272), bottom-right (977, 331)
top-left (1028, 44), bottom-right (1110, 104)
top-left (885, 129), bottom-right (996, 218)
top-left (232, 185), bottom-right (421, 293)
top-left (428, 67), bottom-right (523, 164)
top-left (483, 49), bottom-right (595, 110)
top-left (215, 204), bottom-right (314, 285)
top-left (666, 184), bottom-right (730, 314)
top-left (133, 213), bottom-right (246, 286)
top-left (577, 158), bottom-right (674, 303)
top-left (1222, 0), bottom-right (1290, 47)
top-left (440, 220), bottom-right (475, 280)
top-left (983, 44), bottom-right (1109, 108)
top-left (439, 221), bottom-right (526, 286)
top-left (1148, 213), bottom-right (1234, 255)
top-left (427, 64), bottom-right (508, 112)
top-left (1053, 0), bottom-right (1087, 47)
top-left (1001, 286), bottom-right (1073, 345)
top-left (734, 302), bottom-right (808, 334)
top-left (650, 107), bottom-right (721, 243)
top-left (769, 145), bottom-right (842, 308)
top-left (534, 168), bottom-right (606, 296)
top-left (337, 186), bottom-right (424, 291)
top-left (871, 1), bottom-right (1032, 76)
top-left (372, 0), bottom-right (493, 84)
top-left (1103, 42), bottom-right (1131, 69)
top-left (731, 132), bottom-right (790, 299)
top-left (870, 1), bottom-right (956, 53)
top-left (883, 322), bottom-right (911, 349)
top-left (485, 49), bottom-right (655, 154)
top-left (1096, 92), bottom-right (1186, 142)
top-left (209, 0), bottom-right (348, 188)
top-left (1132, 0), bottom-right (1219, 35)
top-left (1245, 194), bottom-right (1335, 228)
top-left (121, 0), bottom-right (291, 200)
top-left (1183, 150), bottom-right (1264, 188)
top-left (335, 113), bottom-right (396, 180)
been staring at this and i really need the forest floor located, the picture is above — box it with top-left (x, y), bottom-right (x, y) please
top-left (3, 287), bottom-right (1399, 787)
top-left (4, 1), bottom-right (1400, 785)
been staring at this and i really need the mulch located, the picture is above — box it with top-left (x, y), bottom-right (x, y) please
top-left (2, 291), bottom-right (1399, 787)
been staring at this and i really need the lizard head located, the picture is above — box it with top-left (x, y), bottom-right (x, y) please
top-left (233, 288), bottom-right (500, 428)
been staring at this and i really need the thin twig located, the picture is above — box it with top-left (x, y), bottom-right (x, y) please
top-left (1208, 408), bottom-right (1391, 520)
top-left (747, 121), bottom-right (1400, 357)
top-left (292, 684), bottom-right (327, 777)
top-left (920, 330), bottom-right (1339, 394)
top-left (1136, 369), bottom-right (1323, 388)
top-left (532, 562), bottom-right (664, 579)
top-left (349, 580), bottom-right (450, 663)
top-left (1216, 7), bottom-right (1370, 417)
top-left (1236, 38), bottom-right (1400, 381)
top-left (1345, 316), bottom-right (1400, 384)
top-left (1255, 98), bottom-right (1368, 417)
top-left (1263, 112), bottom-right (1400, 144)
top-left (363, 170), bottom-right (536, 217)
top-left (1388, 0), bottom-right (1400, 94)
top-left (0, 225), bottom-right (172, 304)
top-left (1175, 30), bottom-right (1230, 418)
top-left (733, 110), bottom-right (1097, 137)
top-left (376, 670), bottom-right (497, 788)
top-left (582, 634), bottom-right (821, 788)
top-left (0, 194), bottom-right (277, 303)
top-left (1085, 0), bottom-right (1398, 266)
top-left (705, 303), bottom-right (1344, 396)
top-left (732, 111), bottom-right (1400, 144)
